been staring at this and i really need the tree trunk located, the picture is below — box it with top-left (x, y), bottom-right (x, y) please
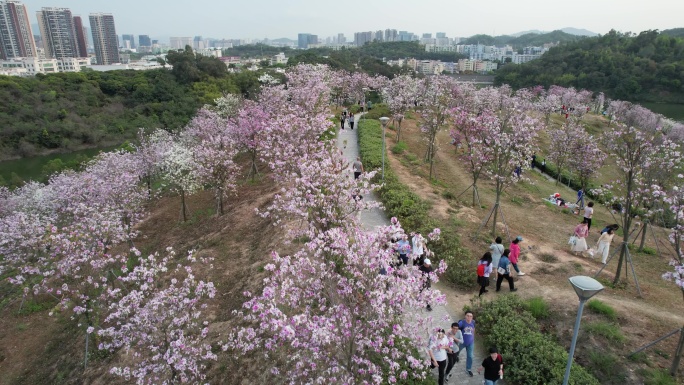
top-left (180, 189), bottom-right (188, 222)
top-left (671, 326), bottom-right (684, 376)
top-left (249, 149), bottom-right (259, 181)
top-left (216, 187), bottom-right (224, 216)
top-left (472, 184), bottom-right (478, 207)
top-left (615, 171), bottom-right (633, 284)
top-left (638, 221), bottom-right (648, 252)
top-left (395, 118), bottom-right (403, 142)
top-left (492, 187), bottom-right (501, 236)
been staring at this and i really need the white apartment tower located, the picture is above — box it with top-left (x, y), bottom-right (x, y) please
top-left (89, 13), bottom-right (119, 65)
top-left (0, 0), bottom-right (36, 59)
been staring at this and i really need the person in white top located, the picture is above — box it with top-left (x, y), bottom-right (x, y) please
top-left (428, 328), bottom-right (450, 385)
top-left (412, 232), bottom-right (425, 265)
top-left (597, 228), bottom-right (615, 264)
top-left (489, 236), bottom-right (504, 278)
top-left (583, 201), bottom-right (595, 230)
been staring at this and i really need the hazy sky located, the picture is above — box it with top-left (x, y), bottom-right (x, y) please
top-left (22, 0), bottom-right (684, 40)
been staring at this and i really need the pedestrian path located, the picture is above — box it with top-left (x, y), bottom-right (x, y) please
top-left (337, 112), bottom-right (504, 385)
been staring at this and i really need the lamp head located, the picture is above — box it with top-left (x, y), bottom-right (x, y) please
top-left (379, 117), bottom-right (390, 127)
top-left (568, 276), bottom-right (604, 301)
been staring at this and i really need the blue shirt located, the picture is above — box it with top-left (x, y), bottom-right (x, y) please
top-left (577, 189), bottom-right (584, 199)
top-left (498, 256), bottom-right (510, 273)
top-left (458, 319), bottom-right (476, 346)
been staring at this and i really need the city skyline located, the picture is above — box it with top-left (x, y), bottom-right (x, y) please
top-left (17, 0), bottom-right (684, 41)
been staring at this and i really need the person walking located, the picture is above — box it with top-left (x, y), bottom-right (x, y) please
top-left (571, 221), bottom-right (589, 255)
top-left (478, 347), bottom-right (504, 385)
top-left (477, 252), bottom-right (493, 297)
top-left (509, 236), bottom-right (525, 276)
top-left (395, 234), bottom-right (411, 265)
top-left (445, 322), bottom-right (463, 381)
top-left (597, 228), bottom-right (615, 264)
top-left (349, 112), bottom-right (355, 130)
top-left (352, 157), bottom-right (364, 180)
top-left (495, 249), bottom-right (517, 292)
top-left (412, 232), bottom-right (425, 266)
top-left (575, 188), bottom-right (585, 210)
top-left (455, 311), bottom-right (476, 377)
top-left (583, 201), bottom-right (595, 230)
top-left (428, 328), bottom-right (449, 385)
top-left (340, 113), bottom-right (346, 130)
top-left (419, 258), bottom-right (434, 311)
top-left (489, 237), bottom-right (504, 279)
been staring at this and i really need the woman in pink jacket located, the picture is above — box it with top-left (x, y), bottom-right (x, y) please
top-left (509, 236), bottom-right (525, 276)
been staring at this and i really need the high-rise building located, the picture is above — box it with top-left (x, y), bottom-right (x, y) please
top-left (72, 15), bottom-right (88, 57)
top-left (374, 30), bottom-right (383, 42)
top-left (298, 33), bottom-right (311, 49)
top-left (337, 33), bottom-right (345, 44)
top-left (121, 33), bottom-right (135, 49)
top-left (0, 1), bottom-right (36, 59)
top-left (169, 36), bottom-right (192, 50)
top-left (138, 34), bottom-right (151, 47)
top-left (384, 29), bottom-right (398, 42)
top-left (354, 31), bottom-right (373, 47)
top-left (37, 7), bottom-right (77, 59)
top-left (89, 13), bottom-right (119, 65)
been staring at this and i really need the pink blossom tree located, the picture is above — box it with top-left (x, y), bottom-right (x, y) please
top-left (184, 108), bottom-right (239, 215)
top-left (417, 75), bottom-right (459, 180)
top-left (228, 223), bottom-right (446, 384)
top-left (382, 74), bottom-right (421, 141)
top-left (567, 131), bottom-right (606, 192)
top-left (158, 135), bottom-right (203, 222)
top-left (547, 121), bottom-right (586, 185)
top-left (595, 122), bottom-right (681, 285)
top-left (98, 249), bottom-right (217, 385)
top-left (234, 99), bottom-right (270, 180)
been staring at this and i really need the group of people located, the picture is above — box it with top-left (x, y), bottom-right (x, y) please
top-left (566, 198), bottom-right (619, 264)
top-left (428, 311), bottom-right (504, 385)
top-left (339, 109), bottom-right (356, 130)
top-left (476, 236), bottom-right (527, 296)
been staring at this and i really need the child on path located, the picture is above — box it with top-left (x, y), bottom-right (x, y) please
top-left (583, 202), bottom-right (594, 230)
top-left (495, 250), bottom-right (517, 292)
top-left (349, 113), bottom-right (355, 130)
top-left (509, 236), bottom-right (525, 276)
top-left (477, 252), bottom-right (493, 297)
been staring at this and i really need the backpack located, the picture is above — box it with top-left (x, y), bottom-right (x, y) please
top-left (477, 263), bottom-right (485, 277)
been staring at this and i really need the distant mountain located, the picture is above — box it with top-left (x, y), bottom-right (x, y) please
top-left (460, 30), bottom-right (584, 48)
top-left (270, 38), bottom-right (296, 44)
top-left (560, 27), bottom-right (598, 37)
top-left (509, 27), bottom-right (597, 37)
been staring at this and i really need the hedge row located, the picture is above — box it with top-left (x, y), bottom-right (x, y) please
top-left (357, 119), bottom-right (473, 288)
top-left (474, 295), bottom-right (600, 385)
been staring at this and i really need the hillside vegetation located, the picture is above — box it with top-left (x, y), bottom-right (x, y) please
top-left (495, 30), bottom-right (684, 103)
top-left (459, 30), bottom-right (584, 48)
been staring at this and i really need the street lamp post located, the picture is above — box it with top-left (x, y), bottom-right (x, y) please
top-left (379, 117), bottom-right (390, 183)
top-left (563, 276), bottom-right (604, 385)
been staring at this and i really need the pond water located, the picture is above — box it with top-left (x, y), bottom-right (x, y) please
top-left (0, 145), bottom-right (118, 183)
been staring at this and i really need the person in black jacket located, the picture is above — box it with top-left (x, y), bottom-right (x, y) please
top-left (478, 347), bottom-right (504, 384)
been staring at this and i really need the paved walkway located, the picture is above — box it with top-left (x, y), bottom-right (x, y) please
top-left (337, 113), bottom-right (503, 385)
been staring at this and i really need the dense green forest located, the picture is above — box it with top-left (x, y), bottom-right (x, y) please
top-left (0, 47), bottom-right (264, 159)
top-left (662, 28), bottom-right (684, 38)
top-left (494, 30), bottom-right (684, 103)
top-left (459, 30), bottom-right (584, 48)
top-left (228, 41), bottom-right (467, 63)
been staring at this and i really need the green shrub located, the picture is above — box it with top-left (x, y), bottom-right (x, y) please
top-left (364, 103), bottom-right (391, 120)
top-left (539, 253), bottom-right (559, 263)
top-left (587, 351), bottom-right (627, 384)
top-left (639, 368), bottom-right (678, 385)
top-left (525, 297), bottom-right (550, 319)
top-left (475, 295), bottom-right (600, 385)
top-left (584, 321), bottom-right (625, 343)
top-left (586, 299), bottom-right (618, 321)
top-left (442, 191), bottom-right (455, 200)
top-left (392, 141), bottom-right (408, 154)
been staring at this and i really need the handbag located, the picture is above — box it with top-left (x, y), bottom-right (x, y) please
top-left (568, 235), bottom-right (577, 246)
top-left (497, 267), bottom-right (506, 275)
